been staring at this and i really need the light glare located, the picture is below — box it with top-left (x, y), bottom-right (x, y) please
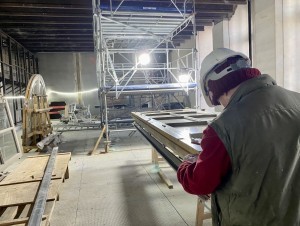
top-left (178, 74), bottom-right (190, 83)
top-left (138, 53), bottom-right (150, 65)
top-left (47, 88), bottom-right (98, 96)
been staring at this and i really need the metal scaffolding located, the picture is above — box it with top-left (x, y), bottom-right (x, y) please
top-left (93, 0), bottom-right (198, 147)
top-left (0, 31), bottom-right (38, 124)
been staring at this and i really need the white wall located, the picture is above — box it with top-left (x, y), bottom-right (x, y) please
top-left (283, 0), bottom-right (300, 92)
top-left (252, 0), bottom-right (300, 92)
top-left (38, 52), bottom-right (99, 115)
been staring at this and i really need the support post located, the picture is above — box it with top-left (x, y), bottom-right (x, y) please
top-left (195, 197), bottom-right (212, 226)
top-left (152, 148), bottom-right (173, 189)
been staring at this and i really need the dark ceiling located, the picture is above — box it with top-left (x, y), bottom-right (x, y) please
top-left (0, 0), bottom-right (247, 53)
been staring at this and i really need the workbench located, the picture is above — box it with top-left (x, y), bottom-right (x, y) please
top-left (132, 109), bottom-right (217, 226)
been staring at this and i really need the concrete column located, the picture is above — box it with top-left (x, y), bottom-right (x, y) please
top-left (213, 20), bottom-right (230, 49)
top-left (196, 27), bottom-right (213, 111)
top-left (74, 53), bottom-right (83, 105)
top-left (282, 0), bottom-right (300, 92)
top-left (252, 0), bottom-right (284, 86)
top-left (213, 4), bottom-right (249, 55)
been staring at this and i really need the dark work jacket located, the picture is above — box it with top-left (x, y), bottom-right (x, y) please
top-left (209, 74), bottom-right (300, 226)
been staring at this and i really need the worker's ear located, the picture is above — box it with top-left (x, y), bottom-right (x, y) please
top-left (208, 91), bottom-right (214, 102)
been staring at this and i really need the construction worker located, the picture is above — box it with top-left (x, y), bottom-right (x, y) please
top-left (177, 48), bottom-right (300, 226)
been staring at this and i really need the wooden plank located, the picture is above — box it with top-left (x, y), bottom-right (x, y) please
top-left (18, 204), bottom-right (31, 218)
top-left (43, 200), bottom-right (55, 226)
top-left (166, 121), bottom-right (207, 127)
top-left (152, 149), bottom-right (173, 189)
top-left (132, 112), bottom-right (204, 152)
top-left (152, 115), bottom-right (184, 120)
top-left (196, 198), bottom-right (205, 226)
top-left (0, 157), bottom-right (48, 184)
top-left (0, 215), bottom-right (47, 226)
top-left (88, 126), bottom-right (106, 155)
top-left (27, 153), bottom-right (71, 158)
top-left (196, 197), bottom-right (212, 226)
top-left (158, 170), bottom-right (173, 189)
top-left (133, 116), bottom-right (198, 157)
top-left (0, 153), bottom-right (71, 185)
top-left (33, 108), bottom-right (52, 113)
top-left (16, 201), bottom-right (54, 225)
top-left (64, 166), bottom-right (69, 180)
top-left (0, 175), bottom-right (6, 182)
top-left (43, 153), bottom-right (71, 179)
top-left (0, 176), bottom-right (62, 187)
top-left (0, 207), bottom-right (18, 221)
top-left (0, 180), bottom-right (61, 207)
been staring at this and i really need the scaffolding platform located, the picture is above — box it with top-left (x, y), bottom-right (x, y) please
top-left (53, 123), bottom-right (102, 132)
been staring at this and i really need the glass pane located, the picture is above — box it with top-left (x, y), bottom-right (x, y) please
top-left (0, 103), bottom-right (11, 130)
top-left (0, 130), bottom-right (18, 163)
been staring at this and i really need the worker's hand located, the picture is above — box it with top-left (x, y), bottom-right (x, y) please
top-left (183, 154), bottom-right (199, 163)
top-left (191, 137), bottom-right (201, 145)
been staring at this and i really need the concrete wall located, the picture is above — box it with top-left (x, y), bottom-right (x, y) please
top-left (252, 0), bottom-right (300, 92)
top-left (38, 52), bottom-right (99, 115)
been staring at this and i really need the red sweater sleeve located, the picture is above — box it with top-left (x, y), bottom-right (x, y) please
top-left (177, 125), bottom-right (231, 195)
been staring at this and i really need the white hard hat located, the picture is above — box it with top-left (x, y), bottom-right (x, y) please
top-left (200, 48), bottom-right (251, 106)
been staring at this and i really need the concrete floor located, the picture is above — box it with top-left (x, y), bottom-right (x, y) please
top-left (48, 129), bottom-right (212, 226)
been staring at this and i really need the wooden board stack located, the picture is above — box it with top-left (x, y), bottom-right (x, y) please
top-left (0, 153), bottom-right (71, 226)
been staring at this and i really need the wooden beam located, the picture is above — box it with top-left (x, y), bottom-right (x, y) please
top-left (0, 215), bottom-right (47, 226)
top-left (0, 207), bottom-right (18, 221)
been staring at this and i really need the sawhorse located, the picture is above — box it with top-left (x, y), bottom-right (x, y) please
top-left (151, 149), bottom-right (173, 189)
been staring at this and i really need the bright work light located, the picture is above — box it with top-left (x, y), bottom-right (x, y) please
top-left (138, 53), bottom-right (151, 65)
top-left (178, 74), bottom-right (190, 83)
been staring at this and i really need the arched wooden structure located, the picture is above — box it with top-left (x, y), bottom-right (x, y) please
top-left (22, 74), bottom-right (52, 152)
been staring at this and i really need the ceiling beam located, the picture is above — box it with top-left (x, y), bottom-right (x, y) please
top-left (5, 31), bottom-right (93, 36)
top-left (0, 24), bottom-right (93, 29)
top-left (0, 12), bottom-right (91, 18)
top-left (15, 37), bottom-right (93, 41)
top-left (0, 3), bottom-right (91, 10)
top-left (0, 21), bottom-right (92, 25)
top-left (30, 49), bottom-right (94, 53)
top-left (20, 40), bottom-right (94, 44)
top-left (2, 28), bottom-right (93, 31)
top-left (0, 0), bottom-right (244, 52)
